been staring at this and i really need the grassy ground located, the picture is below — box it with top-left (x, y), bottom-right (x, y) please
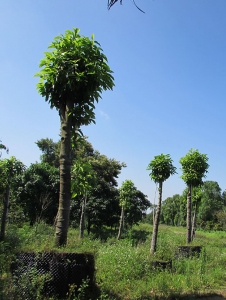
top-left (1, 222), bottom-right (226, 299)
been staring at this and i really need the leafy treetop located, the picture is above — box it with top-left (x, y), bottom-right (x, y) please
top-left (119, 180), bottom-right (137, 208)
top-left (36, 28), bottom-right (114, 134)
top-left (180, 149), bottom-right (209, 187)
top-left (147, 154), bottom-right (177, 183)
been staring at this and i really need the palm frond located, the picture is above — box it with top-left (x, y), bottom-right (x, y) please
top-left (108, 0), bottom-right (122, 10)
top-left (108, 0), bottom-right (145, 13)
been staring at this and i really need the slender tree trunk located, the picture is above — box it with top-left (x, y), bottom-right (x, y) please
top-left (87, 215), bottom-right (91, 235)
top-left (117, 205), bottom-right (124, 240)
top-left (55, 101), bottom-right (72, 246)
top-left (79, 192), bottom-right (87, 238)
top-left (186, 184), bottom-right (192, 244)
top-left (0, 184), bottom-right (10, 241)
top-left (150, 181), bottom-right (163, 254)
top-left (191, 202), bottom-right (197, 241)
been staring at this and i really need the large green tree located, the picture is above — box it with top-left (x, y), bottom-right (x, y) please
top-left (71, 151), bottom-right (125, 233)
top-left (147, 154), bottom-right (176, 254)
top-left (0, 157), bottom-right (25, 240)
top-left (36, 28), bottom-right (114, 246)
top-left (180, 149), bottom-right (209, 244)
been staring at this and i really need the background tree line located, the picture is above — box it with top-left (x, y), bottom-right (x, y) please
top-left (146, 181), bottom-right (226, 231)
top-left (0, 137), bottom-right (150, 239)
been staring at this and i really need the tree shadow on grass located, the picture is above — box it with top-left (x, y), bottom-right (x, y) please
top-left (89, 226), bottom-right (118, 241)
top-left (127, 229), bottom-right (150, 246)
top-left (89, 227), bottom-right (150, 246)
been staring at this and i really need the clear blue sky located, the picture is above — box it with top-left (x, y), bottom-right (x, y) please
top-left (1, 0), bottom-right (226, 204)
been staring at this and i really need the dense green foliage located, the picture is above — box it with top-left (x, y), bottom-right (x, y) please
top-left (147, 154), bottom-right (177, 184)
top-left (180, 149), bottom-right (209, 187)
top-left (36, 138), bottom-right (60, 168)
top-left (160, 181), bottom-right (226, 230)
top-left (0, 137), bottom-right (150, 239)
top-left (15, 163), bottom-right (60, 225)
top-left (36, 28), bottom-right (114, 133)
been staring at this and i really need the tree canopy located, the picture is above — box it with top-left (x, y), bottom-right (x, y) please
top-left (180, 149), bottom-right (209, 187)
top-left (36, 28), bottom-right (114, 136)
top-left (147, 154), bottom-right (177, 184)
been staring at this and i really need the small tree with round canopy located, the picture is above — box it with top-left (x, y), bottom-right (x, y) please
top-left (147, 154), bottom-right (176, 254)
top-left (117, 179), bottom-right (136, 240)
top-left (180, 149), bottom-right (209, 244)
top-left (36, 28), bottom-right (114, 246)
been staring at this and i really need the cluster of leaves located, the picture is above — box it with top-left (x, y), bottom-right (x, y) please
top-left (36, 28), bottom-right (114, 134)
top-left (180, 149), bottom-right (209, 187)
top-left (147, 153), bottom-right (177, 183)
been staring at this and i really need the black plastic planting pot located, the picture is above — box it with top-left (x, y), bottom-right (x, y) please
top-left (11, 251), bottom-right (95, 299)
top-left (176, 246), bottom-right (202, 258)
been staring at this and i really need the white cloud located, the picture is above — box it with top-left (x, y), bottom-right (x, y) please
top-left (99, 110), bottom-right (110, 120)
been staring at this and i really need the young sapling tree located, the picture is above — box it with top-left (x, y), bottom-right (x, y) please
top-left (147, 154), bottom-right (176, 254)
top-left (180, 149), bottom-right (209, 243)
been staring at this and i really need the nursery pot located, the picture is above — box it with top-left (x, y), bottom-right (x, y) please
top-left (176, 246), bottom-right (202, 258)
top-left (151, 260), bottom-right (172, 271)
top-left (11, 251), bottom-right (95, 298)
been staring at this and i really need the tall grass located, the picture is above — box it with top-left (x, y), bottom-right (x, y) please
top-left (1, 222), bottom-right (226, 299)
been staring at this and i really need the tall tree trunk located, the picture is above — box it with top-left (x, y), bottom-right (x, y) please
top-left (150, 181), bottom-right (163, 254)
top-left (191, 202), bottom-right (197, 241)
top-left (79, 192), bottom-right (87, 238)
top-left (55, 101), bottom-right (72, 246)
top-left (0, 184), bottom-right (10, 241)
top-left (117, 205), bottom-right (124, 240)
top-left (186, 184), bottom-right (192, 244)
